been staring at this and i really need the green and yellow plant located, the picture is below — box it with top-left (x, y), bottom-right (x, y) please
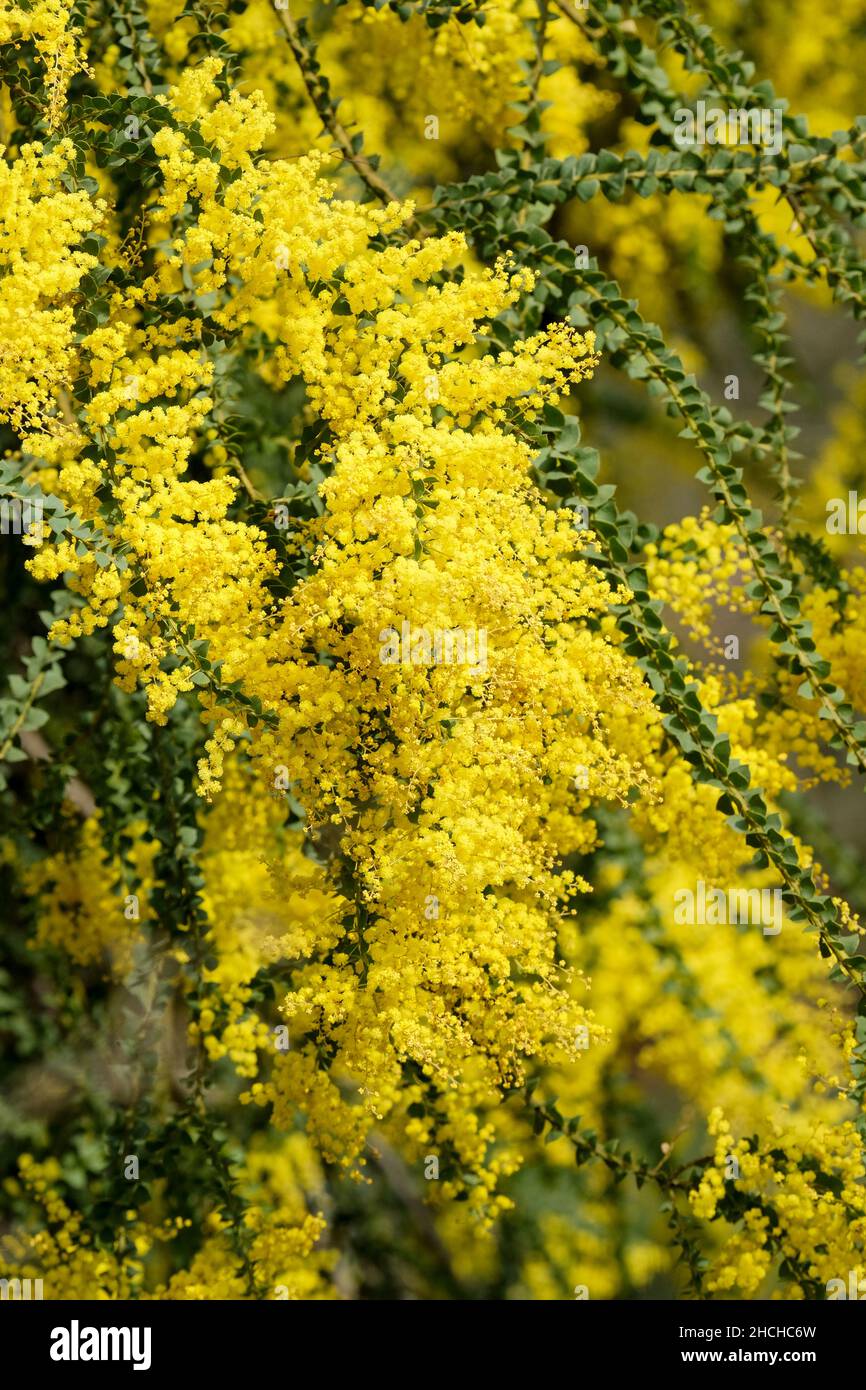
top-left (2, 0), bottom-right (866, 1299)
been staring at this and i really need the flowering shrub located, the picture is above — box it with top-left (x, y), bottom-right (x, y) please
top-left (2, 0), bottom-right (866, 1301)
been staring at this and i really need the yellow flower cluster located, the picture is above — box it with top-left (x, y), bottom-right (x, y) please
top-left (1, 1141), bottom-right (336, 1299)
top-left (22, 814), bottom-right (155, 973)
top-left (10, 60), bottom-right (660, 1213)
top-left (0, 138), bottom-right (99, 448)
top-left (0, 0), bottom-right (86, 129)
top-left (689, 1108), bottom-right (866, 1298)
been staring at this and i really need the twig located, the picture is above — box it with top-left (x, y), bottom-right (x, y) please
top-left (276, 9), bottom-right (402, 209)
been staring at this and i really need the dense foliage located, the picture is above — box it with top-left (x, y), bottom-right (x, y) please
top-left (2, 0), bottom-right (866, 1299)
